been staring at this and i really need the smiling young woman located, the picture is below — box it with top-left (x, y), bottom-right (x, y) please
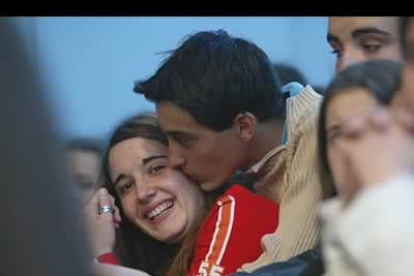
top-left (84, 113), bottom-right (280, 276)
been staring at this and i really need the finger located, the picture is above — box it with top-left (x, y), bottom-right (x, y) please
top-left (109, 195), bottom-right (122, 224)
top-left (113, 206), bottom-right (122, 224)
top-left (98, 188), bottom-right (114, 217)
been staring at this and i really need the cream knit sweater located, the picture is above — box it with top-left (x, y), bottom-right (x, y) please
top-left (240, 85), bottom-right (323, 272)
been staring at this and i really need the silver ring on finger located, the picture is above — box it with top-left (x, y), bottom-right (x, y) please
top-left (99, 205), bottom-right (114, 215)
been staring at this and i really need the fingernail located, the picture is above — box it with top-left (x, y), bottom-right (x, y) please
top-left (99, 188), bottom-right (107, 195)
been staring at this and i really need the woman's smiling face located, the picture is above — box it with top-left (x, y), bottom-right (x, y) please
top-left (109, 137), bottom-right (205, 244)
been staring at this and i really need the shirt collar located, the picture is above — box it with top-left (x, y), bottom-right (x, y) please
top-left (245, 144), bottom-right (285, 174)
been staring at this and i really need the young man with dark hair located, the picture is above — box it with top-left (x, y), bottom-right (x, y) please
top-left (135, 29), bottom-right (324, 271)
top-left (135, 30), bottom-right (284, 191)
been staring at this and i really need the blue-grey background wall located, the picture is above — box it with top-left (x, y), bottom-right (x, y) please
top-left (16, 17), bottom-right (335, 141)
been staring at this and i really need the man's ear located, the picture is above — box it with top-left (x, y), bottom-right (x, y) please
top-left (233, 112), bottom-right (257, 143)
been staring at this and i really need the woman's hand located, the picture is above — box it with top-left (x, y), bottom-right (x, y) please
top-left (84, 188), bottom-right (122, 258)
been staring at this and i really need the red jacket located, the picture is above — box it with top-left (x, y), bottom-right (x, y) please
top-left (187, 184), bottom-right (279, 276)
top-left (98, 184), bottom-right (279, 276)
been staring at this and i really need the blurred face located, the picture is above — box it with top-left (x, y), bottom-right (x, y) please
top-left (67, 149), bottom-right (101, 205)
top-left (398, 18), bottom-right (414, 114)
top-left (156, 102), bottom-right (246, 192)
top-left (325, 89), bottom-right (379, 196)
top-left (328, 17), bottom-right (402, 72)
top-left (108, 137), bottom-right (205, 244)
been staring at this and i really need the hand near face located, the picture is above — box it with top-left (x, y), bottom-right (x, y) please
top-left (334, 107), bottom-right (414, 203)
top-left (84, 188), bottom-right (122, 258)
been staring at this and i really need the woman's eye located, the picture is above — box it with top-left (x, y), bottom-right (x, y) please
top-left (149, 165), bottom-right (165, 175)
top-left (119, 181), bottom-right (133, 195)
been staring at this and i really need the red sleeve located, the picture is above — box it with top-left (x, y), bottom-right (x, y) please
top-left (187, 184), bottom-right (279, 276)
top-left (96, 252), bottom-right (120, 265)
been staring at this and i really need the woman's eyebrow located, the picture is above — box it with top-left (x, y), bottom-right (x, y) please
top-left (142, 155), bottom-right (167, 166)
top-left (114, 173), bottom-right (127, 187)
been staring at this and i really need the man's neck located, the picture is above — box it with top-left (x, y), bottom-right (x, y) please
top-left (243, 120), bottom-right (284, 171)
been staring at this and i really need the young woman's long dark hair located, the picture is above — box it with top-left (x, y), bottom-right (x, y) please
top-left (317, 60), bottom-right (402, 197)
top-left (101, 113), bottom-right (217, 276)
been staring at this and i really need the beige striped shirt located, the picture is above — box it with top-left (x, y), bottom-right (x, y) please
top-left (240, 85), bottom-right (323, 272)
